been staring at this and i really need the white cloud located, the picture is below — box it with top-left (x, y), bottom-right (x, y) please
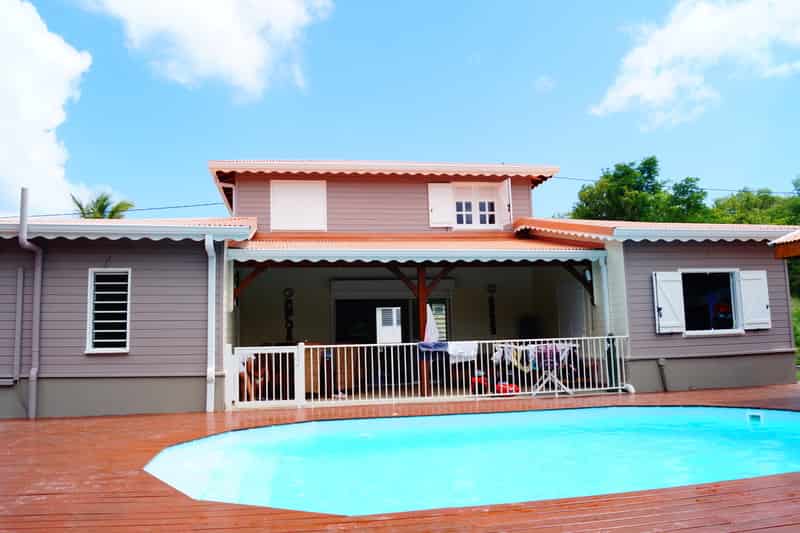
top-left (0, 0), bottom-right (94, 215)
top-left (592, 0), bottom-right (800, 128)
top-left (87, 0), bottom-right (332, 99)
top-left (534, 74), bottom-right (556, 93)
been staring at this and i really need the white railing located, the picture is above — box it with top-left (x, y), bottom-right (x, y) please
top-left (230, 336), bottom-right (629, 408)
top-left (233, 345), bottom-right (300, 407)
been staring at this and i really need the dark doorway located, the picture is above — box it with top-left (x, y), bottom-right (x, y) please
top-left (335, 299), bottom-right (411, 344)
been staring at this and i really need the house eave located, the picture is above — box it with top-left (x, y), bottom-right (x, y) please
top-left (521, 226), bottom-right (789, 244)
top-left (0, 223), bottom-right (253, 242)
top-left (226, 247), bottom-right (607, 264)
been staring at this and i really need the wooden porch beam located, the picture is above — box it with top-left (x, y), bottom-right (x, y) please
top-left (385, 264), bottom-right (418, 296)
top-left (562, 263), bottom-right (595, 306)
top-left (426, 265), bottom-right (455, 292)
top-left (234, 264), bottom-right (268, 299)
top-left (417, 264), bottom-right (431, 397)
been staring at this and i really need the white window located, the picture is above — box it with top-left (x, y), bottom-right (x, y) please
top-left (270, 180), bottom-right (327, 230)
top-left (427, 181), bottom-right (511, 229)
top-left (652, 269), bottom-right (771, 336)
top-left (86, 268), bottom-right (131, 353)
top-left (454, 184), bottom-right (500, 228)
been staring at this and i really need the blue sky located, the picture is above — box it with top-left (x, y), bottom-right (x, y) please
top-left (3, 0), bottom-right (799, 218)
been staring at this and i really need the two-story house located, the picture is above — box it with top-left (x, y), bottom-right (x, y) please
top-left (1, 160), bottom-right (796, 418)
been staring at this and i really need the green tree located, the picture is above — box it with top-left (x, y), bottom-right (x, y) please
top-left (708, 188), bottom-right (791, 224)
top-left (71, 193), bottom-right (134, 219)
top-left (570, 156), bottom-right (709, 222)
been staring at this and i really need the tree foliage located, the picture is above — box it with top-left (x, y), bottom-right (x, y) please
top-left (71, 193), bottom-right (134, 219)
top-left (570, 158), bottom-right (800, 296)
top-left (570, 156), bottom-right (710, 222)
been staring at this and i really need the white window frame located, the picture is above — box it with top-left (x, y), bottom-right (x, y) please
top-left (677, 268), bottom-right (745, 337)
top-left (85, 268), bottom-right (132, 354)
top-left (453, 183), bottom-right (500, 229)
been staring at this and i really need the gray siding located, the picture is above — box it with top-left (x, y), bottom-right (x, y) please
top-left (1, 238), bottom-right (219, 379)
top-left (624, 241), bottom-right (794, 360)
top-left (234, 175), bottom-right (533, 232)
top-left (0, 241), bottom-right (33, 378)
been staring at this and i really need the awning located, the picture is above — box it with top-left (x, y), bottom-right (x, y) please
top-left (514, 217), bottom-right (799, 243)
top-left (0, 217), bottom-right (256, 242)
top-left (227, 231), bottom-right (606, 263)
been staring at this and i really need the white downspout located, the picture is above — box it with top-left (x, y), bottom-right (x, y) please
top-left (204, 235), bottom-right (217, 412)
top-left (18, 188), bottom-right (43, 419)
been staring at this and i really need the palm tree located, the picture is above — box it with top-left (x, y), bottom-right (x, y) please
top-left (71, 193), bottom-right (135, 219)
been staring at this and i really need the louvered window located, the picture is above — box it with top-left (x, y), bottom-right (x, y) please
top-left (86, 269), bottom-right (131, 353)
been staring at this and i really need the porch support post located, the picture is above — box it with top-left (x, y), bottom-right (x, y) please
top-left (596, 256), bottom-right (611, 335)
top-left (417, 264), bottom-right (431, 396)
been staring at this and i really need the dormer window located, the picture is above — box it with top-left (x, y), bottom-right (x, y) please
top-left (454, 185), bottom-right (499, 227)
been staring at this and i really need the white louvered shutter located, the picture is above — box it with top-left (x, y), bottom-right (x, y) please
top-left (496, 178), bottom-right (512, 227)
top-left (652, 272), bottom-right (686, 334)
top-left (739, 270), bottom-right (771, 330)
top-left (428, 183), bottom-right (455, 227)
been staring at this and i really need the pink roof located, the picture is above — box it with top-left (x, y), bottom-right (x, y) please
top-left (514, 218), bottom-right (799, 243)
top-left (209, 160), bottom-right (560, 179)
top-left (231, 231), bottom-right (602, 251)
top-left (770, 229), bottom-right (800, 245)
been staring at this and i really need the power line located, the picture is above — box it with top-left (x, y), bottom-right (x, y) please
top-left (552, 176), bottom-right (798, 196)
top-left (1, 177), bottom-right (796, 220)
top-left (0, 200), bottom-right (224, 220)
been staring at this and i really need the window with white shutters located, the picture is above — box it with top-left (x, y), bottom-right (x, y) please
top-left (271, 180), bottom-right (327, 230)
top-left (86, 268), bottom-right (131, 353)
top-left (652, 268), bottom-right (772, 335)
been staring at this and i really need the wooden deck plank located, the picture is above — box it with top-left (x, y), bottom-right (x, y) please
top-left (3, 385), bottom-right (800, 531)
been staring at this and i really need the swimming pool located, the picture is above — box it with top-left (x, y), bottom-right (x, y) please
top-left (144, 406), bottom-right (800, 516)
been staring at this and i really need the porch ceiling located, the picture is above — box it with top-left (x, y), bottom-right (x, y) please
top-left (227, 231), bottom-right (606, 263)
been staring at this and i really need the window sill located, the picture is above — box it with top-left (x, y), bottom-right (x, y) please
top-left (682, 329), bottom-right (745, 338)
top-left (452, 225), bottom-right (502, 231)
top-left (85, 349), bottom-right (129, 355)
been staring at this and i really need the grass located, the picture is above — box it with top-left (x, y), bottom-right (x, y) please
top-left (793, 297), bottom-right (800, 382)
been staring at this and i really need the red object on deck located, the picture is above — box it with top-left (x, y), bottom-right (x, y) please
top-left (495, 382), bottom-right (521, 394)
top-left (471, 376), bottom-right (489, 393)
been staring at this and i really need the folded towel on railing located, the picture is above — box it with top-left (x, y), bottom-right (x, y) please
top-left (418, 341), bottom-right (448, 352)
top-left (417, 341), bottom-right (478, 363)
top-left (447, 341), bottom-right (479, 363)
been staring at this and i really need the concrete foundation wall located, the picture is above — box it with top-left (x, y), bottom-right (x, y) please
top-left (0, 377), bottom-right (225, 419)
top-left (627, 352), bottom-right (796, 393)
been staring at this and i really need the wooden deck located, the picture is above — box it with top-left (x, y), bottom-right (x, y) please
top-left (3, 385), bottom-right (800, 532)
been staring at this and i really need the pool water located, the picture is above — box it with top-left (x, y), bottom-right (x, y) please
top-left (144, 407), bottom-right (800, 516)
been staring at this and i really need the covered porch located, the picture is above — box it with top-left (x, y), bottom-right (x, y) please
top-left (223, 232), bottom-right (630, 407)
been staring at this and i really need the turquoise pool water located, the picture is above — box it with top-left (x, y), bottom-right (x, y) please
top-left (144, 407), bottom-right (800, 516)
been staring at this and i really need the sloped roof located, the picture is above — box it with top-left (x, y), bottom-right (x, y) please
top-left (210, 160), bottom-right (560, 179)
top-left (228, 231), bottom-right (604, 263)
top-left (514, 218), bottom-right (799, 243)
top-left (770, 229), bottom-right (800, 245)
top-left (0, 217), bottom-right (256, 241)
